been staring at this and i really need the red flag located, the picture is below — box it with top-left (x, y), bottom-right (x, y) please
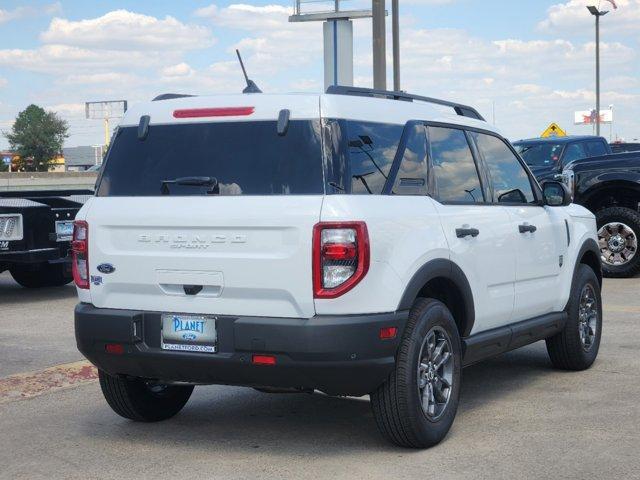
top-left (604, 0), bottom-right (618, 9)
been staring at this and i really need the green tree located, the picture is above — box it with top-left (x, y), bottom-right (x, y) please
top-left (4, 105), bottom-right (68, 172)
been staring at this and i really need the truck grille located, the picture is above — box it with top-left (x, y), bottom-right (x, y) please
top-left (0, 214), bottom-right (23, 241)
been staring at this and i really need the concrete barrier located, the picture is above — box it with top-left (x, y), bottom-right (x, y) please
top-left (0, 172), bottom-right (97, 192)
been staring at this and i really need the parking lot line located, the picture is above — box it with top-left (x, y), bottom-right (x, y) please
top-left (0, 361), bottom-right (97, 405)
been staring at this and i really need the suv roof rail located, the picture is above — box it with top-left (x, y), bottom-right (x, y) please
top-left (152, 93), bottom-right (197, 102)
top-left (325, 85), bottom-right (486, 121)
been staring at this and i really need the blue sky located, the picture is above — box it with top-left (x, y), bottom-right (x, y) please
top-left (0, 0), bottom-right (638, 149)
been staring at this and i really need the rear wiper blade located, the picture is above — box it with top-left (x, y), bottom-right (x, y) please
top-left (161, 176), bottom-right (219, 195)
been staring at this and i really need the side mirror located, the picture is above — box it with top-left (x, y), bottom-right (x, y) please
top-left (543, 181), bottom-right (571, 207)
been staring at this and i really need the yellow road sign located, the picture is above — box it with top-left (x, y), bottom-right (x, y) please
top-left (541, 123), bottom-right (567, 138)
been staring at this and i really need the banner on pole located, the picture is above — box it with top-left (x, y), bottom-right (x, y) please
top-left (574, 109), bottom-right (613, 125)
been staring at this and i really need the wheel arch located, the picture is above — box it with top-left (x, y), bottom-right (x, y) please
top-left (582, 180), bottom-right (640, 212)
top-left (572, 238), bottom-right (602, 294)
top-left (398, 259), bottom-right (475, 337)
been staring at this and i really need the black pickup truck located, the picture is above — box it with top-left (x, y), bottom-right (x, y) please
top-left (0, 190), bottom-right (91, 287)
top-left (513, 135), bottom-right (611, 183)
top-left (561, 152), bottom-right (640, 278)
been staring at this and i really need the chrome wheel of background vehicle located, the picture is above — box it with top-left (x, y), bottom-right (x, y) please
top-left (417, 326), bottom-right (454, 421)
top-left (578, 284), bottom-right (599, 352)
top-left (598, 222), bottom-right (637, 266)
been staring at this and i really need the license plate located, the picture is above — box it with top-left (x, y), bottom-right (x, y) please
top-left (55, 221), bottom-right (74, 242)
top-left (161, 314), bottom-right (217, 353)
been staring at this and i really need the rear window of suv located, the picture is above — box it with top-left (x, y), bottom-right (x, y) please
top-left (97, 120), bottom-right (324, 196)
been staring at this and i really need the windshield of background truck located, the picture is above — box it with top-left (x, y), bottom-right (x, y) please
top-left (515, 143), bottom-right (563, 168)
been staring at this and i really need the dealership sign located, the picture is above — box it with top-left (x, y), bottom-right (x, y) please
top-left (574, 109), bottom-right (613, 125)
top-left (2, 156), bottom-right (11, 165)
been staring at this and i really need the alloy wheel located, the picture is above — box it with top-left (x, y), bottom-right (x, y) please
top-left (578, 284), bottom-right (599, 352)
top-left (417, 326), bottom-right (454, 421)
top-left (598, 222), bottom-right (637, 266)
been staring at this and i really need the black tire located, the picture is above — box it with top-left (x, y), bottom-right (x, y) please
top-left (596, 207), bottom-right (640, 278)
top-left (98, 370), bottom-right (194, 422)
top-left (546, 264), bottom-right (602, 371)
top-left (10, 262), bottom-right (73, 288)
top-left (370, 298), bottom-right (462, 449)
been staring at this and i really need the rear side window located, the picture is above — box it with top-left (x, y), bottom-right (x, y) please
top-left (346, 121), bottom-right (403, 194)
top-left (471, 132), bottom-right (535, 204)
top-left (392, 124), bottom-right (429, 195)
top-left (429, 126), bottom-right (484, 204)
top-left (585, 141), bottom-right (607, 157)
top-left (563, 143), bottom-right (587, 163)
top-left (98, 121), bottom-right (324, 196)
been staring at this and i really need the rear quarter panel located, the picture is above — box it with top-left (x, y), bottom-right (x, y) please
top-left (316, 195), bottom-right (448, 315)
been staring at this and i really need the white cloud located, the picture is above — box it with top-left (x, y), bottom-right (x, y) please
top-left (538, 0), bottom-right (640, 35)
top-left (47, 103), bottom-right (85, 116)
top-left (0, 45), bottom-right (180, 74)
top-left (0, 2), bottom-right (61, 25)
top-left (161, 63), bottom-right (195, 78)
top-left (195, 4), bottom-right (291, 31)
top-left (40, 10), bottom-right (214, 51)
top-left (61, 72), bottom-right (142, 85)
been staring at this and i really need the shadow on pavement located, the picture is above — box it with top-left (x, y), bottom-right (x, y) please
top-left (0, 274), bottom-right (76, 305)
top-left (79, 343), bottom-right (557, 454)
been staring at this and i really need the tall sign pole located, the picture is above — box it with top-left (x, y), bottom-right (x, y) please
top-left (587, 5), bottom-right (608, 137)
top-left (392, 0), bottom-right (400, 91)
top-left (290, 1), bottom-right (372, 91)
top-left (372, 0), bottom-right (386, 90)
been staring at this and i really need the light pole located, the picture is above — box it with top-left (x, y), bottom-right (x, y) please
top-left (372, 0), bottom-right (386, 90)
top-left (587, 5), bottom-right (608, 137)
top-left (392, 0), bottom-right (400, 91)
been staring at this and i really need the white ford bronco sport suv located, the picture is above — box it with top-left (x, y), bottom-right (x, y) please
top-left (74, 86), bottom-right (603, 448)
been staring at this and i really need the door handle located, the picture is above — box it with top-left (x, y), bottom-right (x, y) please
top-left (456, 228), bottom-right (480, 238)
top-left (519, 224), bottom-right (537, 234)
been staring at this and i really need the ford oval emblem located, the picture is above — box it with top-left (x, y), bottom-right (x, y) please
top-left (97, 263), bottom-right (116, 274)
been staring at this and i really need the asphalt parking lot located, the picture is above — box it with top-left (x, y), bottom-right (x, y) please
top-left (1, 271), bottom-right (639, 480)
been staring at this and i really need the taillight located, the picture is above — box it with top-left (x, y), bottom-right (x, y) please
top-left (72, 220), bottom-right (89, 289)
top-left (313, 222), bottom-right (369, 299)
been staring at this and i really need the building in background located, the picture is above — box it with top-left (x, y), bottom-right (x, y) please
top-left (62, 145), bottom-right (104, 172)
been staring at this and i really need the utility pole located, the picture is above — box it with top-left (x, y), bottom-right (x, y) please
top-left (372, 0), bottom-right (386, 90)
top-left (587, 5), bottom-right (608, 137)
top-left (391, 0), bottom-right (400, 91)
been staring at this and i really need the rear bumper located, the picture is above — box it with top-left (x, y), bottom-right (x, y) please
top-left (0, 247), bottom-right (68, 265)
top-left (75, 303), bottom-right (408, 396)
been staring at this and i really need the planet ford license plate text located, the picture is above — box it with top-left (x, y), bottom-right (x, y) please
top-left (161, 314), bottom-right (217, 353)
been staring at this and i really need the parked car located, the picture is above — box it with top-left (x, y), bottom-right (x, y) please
top-left (562, 151), bottom-right (640, 277)
top-left (610, 142), bottom-right (640, 154)
top-left (513, 135), bottom-right (611, 183)
top-left (74, 86), bottom-right (602, 449)
top-left (0, 190), bottom-right (92, 287)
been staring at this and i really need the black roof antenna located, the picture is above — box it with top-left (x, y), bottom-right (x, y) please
top-left (236, 49), bottom-right (262, 94)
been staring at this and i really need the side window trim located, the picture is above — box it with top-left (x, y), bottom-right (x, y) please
top-left (383, 120), bottom-right (428, 195)
top-left (463, 129), bottom-right (491, 204)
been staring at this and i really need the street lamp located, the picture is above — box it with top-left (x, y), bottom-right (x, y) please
top-left (587, 5), bottom-right (608, 136)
